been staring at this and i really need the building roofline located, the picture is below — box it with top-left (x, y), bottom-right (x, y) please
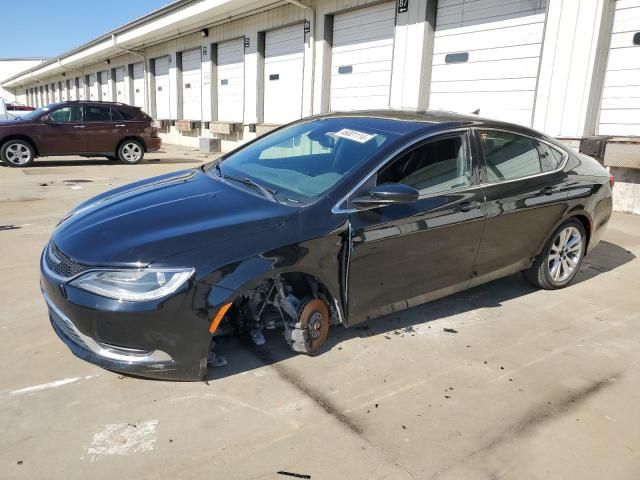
top-left (0, 0), bottom-right (198, 86)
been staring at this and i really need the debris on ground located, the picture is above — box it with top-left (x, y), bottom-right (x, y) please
top-left (402, 425), bottom-right (407, 430)
top-left (443, 328), bottom-right (458, 334)
top-left (17, 460), bottom-right (23, 465)
top-left (277, 471), bottom-right (311, 479)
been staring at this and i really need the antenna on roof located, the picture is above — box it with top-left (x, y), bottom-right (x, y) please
top-left (471, 109), bottom-right (480, 115)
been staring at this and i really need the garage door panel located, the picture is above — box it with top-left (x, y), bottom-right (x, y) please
top-left (602, 84), bottom-right (640, 99)
top-left (329, 2), bottom-right (395, 112)
top-left (133, 62), bottom-right (145, 108)
top-left (431, 77), bottom-right (537, 93)
top-left (217, 39), bottom-right (245, 122)
top-left (331, 71), bottom-right (396, 90)
top-left (437, 0), bottom-right (544, 29)
top-left (99, 70), bottom-right (110, 101)
top-left (182, 49), bottom-right (202, 121)
top-left (430, 90), bottom-right (535, 111)
top-left (332, 45), bottom-right (394, 65)
top-left (607, 46), bottom-right (640, 70)
top-left (433, 44), bottom-right (541, 65)
top-left (599, 123), bottom-right (640, 136)
top-left (155, 56), bottom-right (171, 119)
top-left (434, 23), bottom-right (543, 53)
top-left (598, 2), bottom-right (640, 134)
top-left (115, 67), bottom-right (126, 103)
top-left (264, 25), bottom-right (304, 124)
top-left (429, 0), bottom-right (545, 126)
top-left (609, 32), bottom-right (639, 49)
top-left (601, 97), bottom-right (640, 109)
top-left (431, 57), bottom-right (540, 82)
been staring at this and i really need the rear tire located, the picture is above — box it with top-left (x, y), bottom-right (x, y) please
top-left (524, 219), bottom-right (586, 290)
top-left (117, 140), bottom-right (144, 164)
top-left (1, 139), bottom-right (35, 167)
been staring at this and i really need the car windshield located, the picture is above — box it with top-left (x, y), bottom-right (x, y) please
top-left (207, 118), bottom-right (400, 204)
top-left (16, 105), bottom-right (57, 121)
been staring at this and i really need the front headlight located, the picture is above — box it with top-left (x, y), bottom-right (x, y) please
top-left (70, 268), bottom-right (194, 302)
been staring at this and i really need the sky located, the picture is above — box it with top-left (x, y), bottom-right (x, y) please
top-left (0, 0), bottom-right (169, 58)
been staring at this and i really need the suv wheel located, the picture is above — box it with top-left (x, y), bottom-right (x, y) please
top-left (117, 140), bottom-right (144, 164)
top-left (1, 140), bottom-right (35, 167)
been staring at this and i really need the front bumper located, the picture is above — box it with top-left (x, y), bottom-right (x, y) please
top-left (40, 245), bottom-right (213, 381)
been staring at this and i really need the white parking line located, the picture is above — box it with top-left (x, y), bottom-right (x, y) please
top-left (8, 373), bottom-right (100, 396)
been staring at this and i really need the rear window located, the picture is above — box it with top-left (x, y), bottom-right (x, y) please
top-left (115, 107), bottom-right (139, 120)
top-left (84, 105), bottom-right (111, 122)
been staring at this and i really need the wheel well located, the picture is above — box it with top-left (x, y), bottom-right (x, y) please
top-left (116, 136), bottom-right (146, 154)
top-left (571, 214), bottom-right (592, 251)
top-left (0, 135), bottom-right (39, 156)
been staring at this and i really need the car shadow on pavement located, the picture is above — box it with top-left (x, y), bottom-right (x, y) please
top-left (206, 240), bottom-right (635, 381)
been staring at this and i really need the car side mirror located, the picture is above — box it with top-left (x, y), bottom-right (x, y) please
top-left (41, 114), bottom-right (52, 123)
top-left (351, 183), bottom-right (419, 209)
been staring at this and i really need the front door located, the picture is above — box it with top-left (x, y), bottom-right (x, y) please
top-left (34, 105), bottom-right (87, 154)
top-left (346, 130), bottom-right (486, 324)
top-left (83, 104), bottom-right (119, 154)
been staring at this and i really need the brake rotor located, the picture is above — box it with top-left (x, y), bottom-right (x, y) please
top-left (298, 298), bottom-right (330, 353)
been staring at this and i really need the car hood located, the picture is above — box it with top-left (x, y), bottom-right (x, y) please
top-left (52, 168), bottom-right (297, 266)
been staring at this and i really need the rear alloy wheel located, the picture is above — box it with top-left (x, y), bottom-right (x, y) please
top-left (1, 140), bottom-right (34, 167)
top-left (524, 220), bottom-right (586, 289)
top-left (117, 140), bottom-right (144, 164)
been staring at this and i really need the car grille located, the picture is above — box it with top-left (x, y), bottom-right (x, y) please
top-left (45, 242), bottom-right (91, 279)
top-left (50, 307), bottom-right (87, 349)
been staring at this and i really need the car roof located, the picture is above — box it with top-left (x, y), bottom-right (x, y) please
top-left (49, 100), bottom-right (138, 108)
top-left (312, 109), bottom-right (549, 140)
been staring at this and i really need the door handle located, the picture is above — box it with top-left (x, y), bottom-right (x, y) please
top-left (454, 201), bottom-right (481, 212)
top-left (540, 186), bottom-right (560, 196)
top-left (74, 125), bottom-right (86, 129)
top-left (115, 124), bottom-right (126, 128)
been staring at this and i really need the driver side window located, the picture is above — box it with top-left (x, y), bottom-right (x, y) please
top-left (377, 132), bottom-right (471, 195)
top-left (48, 106), bottom-right (82, 123)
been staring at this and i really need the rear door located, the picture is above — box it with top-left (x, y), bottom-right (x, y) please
top-left (83, 104), bottom-right (119, 154)
top-left (346, 130), bottom-right (485, 323)
top-left (471, 129), bottom-right (569, 286)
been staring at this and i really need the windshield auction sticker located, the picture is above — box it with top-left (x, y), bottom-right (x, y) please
top-left (333, 128), bottom-right (376, 143)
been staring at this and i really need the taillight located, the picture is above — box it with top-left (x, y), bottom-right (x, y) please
top-left (609, 174), bottom-right (615, 189)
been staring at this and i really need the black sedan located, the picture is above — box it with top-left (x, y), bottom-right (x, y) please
top-left (40, 111), bottom-right (613, 380)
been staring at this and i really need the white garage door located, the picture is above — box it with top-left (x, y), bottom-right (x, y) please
top-left (182, 48), bottom-right (202, 120)
top-left (429, 0), bottom-right (547, 126)
top-left (330, 2), bottom-right (395, 111)
top-left (599, 0), bottom-right (640, 135)
top-left (217, 39), bottom-right (245, 122)
top-left (60, 81), bottom-right (66, 101)
top-left (52, 83), bottom-right (59, 102)
top-left (154, 56), bottom-right (171, 119)
top-left (89, 73), bottom-right (98, 100)
top-left (99, 70), bottom-right (110, 101)
top-left (115, 66), bottom-right (127, 104)
top-left (264, 24), bottom-right (305, 124)
top-left (132, 62), bottom-right (145, 109)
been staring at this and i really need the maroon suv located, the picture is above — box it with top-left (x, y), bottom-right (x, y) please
top-left (0, 101), bottom-right (161, 167)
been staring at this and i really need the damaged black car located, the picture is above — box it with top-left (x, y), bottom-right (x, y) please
top-left (40, 110), bottom-right (613, 380)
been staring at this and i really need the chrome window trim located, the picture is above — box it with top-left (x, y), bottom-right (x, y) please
top-left (472, 127), bottom-right (569, 188)
top-left (331, 128), bottom-right (473, 214)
